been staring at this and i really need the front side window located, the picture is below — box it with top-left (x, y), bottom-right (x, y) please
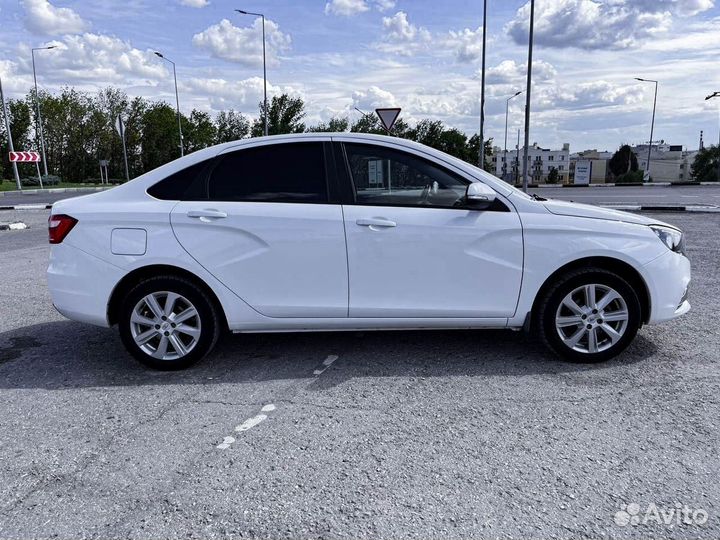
top-left (344, 143), bottom-right (469, 208)
top-left (208, 142), bottom-right (328, 203)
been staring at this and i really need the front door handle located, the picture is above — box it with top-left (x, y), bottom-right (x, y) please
top-left (187, 209), bottom-right (228, 220)
top-left (356, 218), bottom-right (397, 228)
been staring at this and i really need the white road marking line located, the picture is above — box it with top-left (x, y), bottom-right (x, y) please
top-left (216, 403), bottom-right (276, 449)
top-left (313, 354), bottom-right (339, 376)
top-left (235, 414), bottom-right (268, 432)
top-left (216, 436), bottom-right (235, 450)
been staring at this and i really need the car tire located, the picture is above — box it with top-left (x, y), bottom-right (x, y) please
top-left (536, 267), bottom-right (641, 363)
top-left (118, 275), bottom-right (221, 370)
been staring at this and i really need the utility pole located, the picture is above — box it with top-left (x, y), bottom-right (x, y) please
top-left (154, 51), bottom-right (184, 157)
top-left (521, 0), bottom-right (535, 192)
top-left (504, 90), bottom-right (523, 182)
top-left (635, 78), bottom-right (658, 181)
top-left (706, 92), bottom-right (720, 182)
top-left (236, 9), bottom-right (268, 137)
top-left (32, 45), bottom-right (56, 177)
top-left (0, 75), bottom-right (22, 190)
top-left (478, 0), bottom-right (487, 169)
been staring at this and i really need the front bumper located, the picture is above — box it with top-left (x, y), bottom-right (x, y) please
top-left (643, 249), bottom-right (691, 324)
top-left (47, 242), bottom-right (124, 327)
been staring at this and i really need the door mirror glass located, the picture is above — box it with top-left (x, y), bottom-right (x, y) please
top-left (465, 183), bottom-right (496, 209)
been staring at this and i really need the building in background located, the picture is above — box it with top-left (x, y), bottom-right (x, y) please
top-left (491, 142), bottom-right (570, 184)
top-left (569, 149), bottom-right (613, 184)
top-left (632, 143), bottom-right (698, 183)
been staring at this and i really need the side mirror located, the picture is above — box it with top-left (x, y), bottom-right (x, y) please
top-left (465, 182), bottom-right (496, 209)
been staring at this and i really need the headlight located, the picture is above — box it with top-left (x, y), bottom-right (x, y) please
top-left (650, 225), bottom-right (685, 255)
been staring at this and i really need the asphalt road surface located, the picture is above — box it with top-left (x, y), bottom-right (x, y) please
top-left (2, 185), bottom-right (720, 208)
top-left (0, 210), bottom-right (718, 539)
top-left (531, 185), bottom-right (720, 207)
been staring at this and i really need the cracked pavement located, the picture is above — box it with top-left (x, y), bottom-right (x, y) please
top-left (0, 210), bottom-right (718, 539)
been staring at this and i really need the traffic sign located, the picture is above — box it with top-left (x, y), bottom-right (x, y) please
top-left (375, 108), bottom-right (401, 133)
top-left (9, 151), bottom-right (40, 163)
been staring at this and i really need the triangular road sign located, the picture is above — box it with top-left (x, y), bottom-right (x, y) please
top-left (375, 107), bottom-right (401, 133)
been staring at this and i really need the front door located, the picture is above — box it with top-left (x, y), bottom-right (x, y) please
top-left (339, 142), bottom-right (523, 318)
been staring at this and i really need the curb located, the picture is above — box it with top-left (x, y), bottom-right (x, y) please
top-left (0, 186), bottom-right (111, 197)
top-left (0, 221), bottom-right (28, 230)
top-left (601, 204), bottom-right (720, 213)
top-left (0, 204), bottom-right (52, 211)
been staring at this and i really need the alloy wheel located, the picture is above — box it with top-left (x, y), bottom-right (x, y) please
top-left (555, 284), bottom-right (629, 354)
top-left (129, 291), bottom-right (201, 360)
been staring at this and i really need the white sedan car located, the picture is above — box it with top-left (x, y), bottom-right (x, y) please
top-left (47, 133), bottom-right (690, 369)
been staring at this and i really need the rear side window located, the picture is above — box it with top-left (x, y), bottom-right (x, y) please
top-left (208, 142), bottom-right (328, 203)
top-left (147, 161), bottom-right (207, 200)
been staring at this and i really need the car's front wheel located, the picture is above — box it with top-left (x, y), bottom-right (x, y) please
top-left (536, 267), bottom-right (641, 363)
top-left (118, 276), bottom-right (221, 370)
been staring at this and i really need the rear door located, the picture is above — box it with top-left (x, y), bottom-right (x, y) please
top-left (170, 140), bottom-right (348, 318)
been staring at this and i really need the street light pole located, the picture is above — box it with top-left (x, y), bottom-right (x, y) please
top-left (0, 75), bottom-right (22, 190)
top-left (236, 9), bottom-right (268, 137)
top-left (706, 91), bottom-right (720, 182)
top-left (503, 90), bottom-right (523, 182)
top-left (154, 52), bottom-right (184, 157)
top-left (31, 46), bottom-right (55, 177)
top-left (478, 0), bottom-right (487, 169)
top-left (521, 0), bottom-right (535, 193)
top-left (635, 78), bottom-right (658, 180)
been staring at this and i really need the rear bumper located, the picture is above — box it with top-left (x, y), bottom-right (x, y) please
top-left (643, 250), bottom-right (691, 324)
top-left (47, 243), bottom-right (123, 327)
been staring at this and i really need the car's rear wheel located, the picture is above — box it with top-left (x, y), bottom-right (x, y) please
top-left (118, 276), bottom-right (220, 370)
top-left (536, 267), bottom-right (641, 363)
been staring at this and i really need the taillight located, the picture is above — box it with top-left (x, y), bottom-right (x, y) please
top-left (48, 214), bottom-right (78, 244)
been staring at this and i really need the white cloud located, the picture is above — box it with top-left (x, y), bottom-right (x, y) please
top-left (179, 0), bottom-right (209, 7)
top-left (376, 11), bottom-right (431, 55)
top-left (377, 13), bottom-right (487, 63)
top-left (485, 59), bottom-right (557, 85)
top-left (506, 0), bottom-right (714, 50)
top-left (374, 0), bottom-right (396, 12)
top-left (16, 33), bottom-right (168, 85)
top-left (182, 76), bottom-right (304, 112)
top-left (192, 18), bottom-right (291, 67)
top-left (448, 26), bottom-right (484, 63)
top-left (324, 0), bottom-right (395, 16)
top-left (352, 85), bottom-right (399, 110)
top-left (22, 0), bottom-right (89, 36)
top-left (325, 0), bottom-right (369, 16)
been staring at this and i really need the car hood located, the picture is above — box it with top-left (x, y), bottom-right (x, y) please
top-left (542, 198), bottom-right (661, 226)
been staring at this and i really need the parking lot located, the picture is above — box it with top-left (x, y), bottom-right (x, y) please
top-left (0, 208), bottom-right (718, 539)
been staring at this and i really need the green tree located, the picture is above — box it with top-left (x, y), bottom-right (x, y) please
top-left (185, 110), bottom-right (217, 153)
top-left (1, 98), bottom-right (33, 181)
top-left (608, 144), bottom-right (638, 178)
top-left (691, 145), bottom-right (720, 182)
top-left (141, 102), bottom-right (182, 171)
top-left (307, 116), bottom-right (349, 132)
top-left (252, 94), bottom-right (306, 136)
top-left (547, 166), bottom-right (559, 184)
top-left (466, 135), bottom-right (494, 171)
top-left (215, 109), bottom-right (250, 143)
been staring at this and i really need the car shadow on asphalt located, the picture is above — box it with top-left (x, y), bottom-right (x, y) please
top-left (0, 320), bottom-right (658, 390)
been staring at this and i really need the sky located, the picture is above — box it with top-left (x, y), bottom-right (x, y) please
top-left (1, 0), bottom-right (719, 152)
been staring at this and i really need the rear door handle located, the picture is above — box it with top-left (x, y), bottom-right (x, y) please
top-left (187, 209), bottom-right (227, 219)
top-left (356, 218), bottom-right (397, 228)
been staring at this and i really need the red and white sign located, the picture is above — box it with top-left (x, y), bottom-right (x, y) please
top-left (9, 151), bottom-right (41, 163)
